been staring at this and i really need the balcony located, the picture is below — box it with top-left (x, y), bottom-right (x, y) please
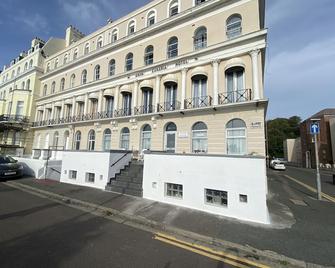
top-left (218, 89), bottom-right (251, 105)
top-left (0, 114), bottom-right (29, 123)
top-left (134, 105), bottom-right (154, 115)
top-left (184, 96), bottom-right (212, 109)
top-left (157, 101), bottom-right (181, 113)
top-left (114, 108), bottom-right (132, 117)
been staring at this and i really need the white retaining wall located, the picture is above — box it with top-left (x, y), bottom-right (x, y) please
top-left (143, 153), bottom-right (269, 224)
top-left (14, 157), bottom-right (46, 179)
top-left (60, 151), bottom-right (132, 190)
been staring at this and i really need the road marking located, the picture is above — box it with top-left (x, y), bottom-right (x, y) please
top-left (154, 232), bottom-right (269, 268)
top-left (284, 175), bottom-right (335, 203)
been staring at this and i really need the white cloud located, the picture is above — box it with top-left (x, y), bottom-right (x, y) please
top-left (14, 12), bottom-right (49, 33)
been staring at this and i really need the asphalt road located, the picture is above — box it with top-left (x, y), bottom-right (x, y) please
top-left (0, 183), bottom-right (232, 268)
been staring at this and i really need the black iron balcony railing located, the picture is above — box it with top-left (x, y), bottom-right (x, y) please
top-left (218, 89), bottom-right (252, 105)
top-left (157, 101), bottom-right (181, 112)
top-left (0, 114), bottom-right (29, 123)
top-left (134, 105), bottom-right (154, 115)
top-left (184, 96), bottom-right (212, 109)
top-left (99, 110), bottom-right (114, 119)
top-left (114, 108), bottom-right (132, 117)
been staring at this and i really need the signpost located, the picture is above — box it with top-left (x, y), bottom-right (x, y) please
top-left (310, 120), bottom-right (322, 200)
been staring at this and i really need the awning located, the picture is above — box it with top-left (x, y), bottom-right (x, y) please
top-left (224, 57), bottom-right (246, 71)
top-left (88, 92), bottom-right (99, 99)
top-left (120, 84), bottom-right (132, 93)
top-left (162, 73), bottom-right (178, 84)
top-left (191, 67), bottom-right (208, 78)
top-left (140, 79), bottom-right (154, 89)
top-left (104, 88), bottom-right (114, 97)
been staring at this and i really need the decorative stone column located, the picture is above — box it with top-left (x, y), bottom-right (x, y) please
top-left (212, 59), bottom-right (220, 105)
top-left (114, 86), bottom-right (120, 111)
top-left (133, 80), bottom-right (139, 109)
top-left (84, 93), bottom-right (89, 114)
top-left (42, 106), bottom-right (46, 121)
top-left (181, 68), bottom-right (188, 109)
top-left (98, 89), bottom-right (104, 113)
top-left (154, 75), bottom-right (161, 112)
top-left (50, 102), bottom-right (55, 120)
top-left (71, 97), bottom-right (76, 117)
top-left (250, 49), bottom-right (261, 100)
top-left (60, 100), bottom-right (65, 119)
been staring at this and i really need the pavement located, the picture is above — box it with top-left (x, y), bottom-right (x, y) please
top-left (1, 166), bottom-right (335, 267)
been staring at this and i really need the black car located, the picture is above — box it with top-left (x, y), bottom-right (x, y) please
top-left (0, 155), bottom-right (24, 180)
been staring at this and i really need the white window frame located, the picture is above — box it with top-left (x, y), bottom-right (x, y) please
top-left (191, 122), bottom-right (208, 153)
top-left (167, 0), bottom-right (180, 17)
top-left (205, 188), bottom-right (228, 207)
top-left (69, 170), bottom-right (77, 180)
top-left (103, 129), bottom-right (112, 151)
top-left (70, 74), bottom-right (75, 88)
top-left (88, 130), bottom-right (96, 151)
top-left (97, 36), bottom-right (103, 49)
top-left (146, 9), bottom-right (157, 27)
top-left (226, 119), bottom-right (247, 156)
top-left (111, 28), bottom-right (118, 43)
top-left (81, 70), bottom-right (87, 84)
top-left (127, 20), bottom-right (136, 35)
top-left (94, 65), bottom-right (100, 80)
top-left (85, 172), bottom-right (95, 183)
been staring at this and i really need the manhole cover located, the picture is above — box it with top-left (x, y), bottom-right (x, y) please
top-left (290, 199), bottom-right (307, 206)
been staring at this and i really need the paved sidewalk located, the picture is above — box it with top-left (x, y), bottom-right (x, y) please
top-left (7, 173), bottom-right (335, 267)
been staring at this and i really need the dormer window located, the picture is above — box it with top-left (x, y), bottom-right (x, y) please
top-left (73, 49), bottom-right (78, 60)
top-left (55, 59), bottom-right (59, 68)
top-left (147, 10), bottom-right (156, 27)
top-left (84, 43), bottom-right (90, 55)
top-left (46, 63), bottom-right (50, 72)
top-left (63, 54), bottom-right (68, 64)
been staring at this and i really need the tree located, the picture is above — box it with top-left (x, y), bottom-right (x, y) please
top-left (267, 116), bottom-right (301, 158)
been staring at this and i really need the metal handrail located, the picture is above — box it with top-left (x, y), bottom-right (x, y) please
top-left (134, 105), bottom-right (154, 115)
top-left (218, 89), bottom-right (251, 105)
top-left (157, 101), bottom-right (181, 112)
top-left (184, 96), bottom-right (212, 109)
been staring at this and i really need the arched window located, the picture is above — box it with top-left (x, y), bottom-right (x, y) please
top-left (73, 49), bottom-right (78, 60)
top-left (75, 131), bottom-right (81, 150)
top-left (21, 81), bottom-right (25, 90)
top-left (192, 74), bottom-right (208, 107)
top-left (225, 66), bottom-right (245, 103)
top-left (70, 74), bottom-right (76, 88)
top-left (26, 79), bottom-right (30, 90)
top-left (165, 81), bottom-right (178, 111)
top-left (164, 122), bottom-right (177, 152)
top-left (109, 59), bottom-right (116, 76)
top-left (169, 0), bottom-right (179, 17)
top-left (24, 62), bottom-right (28, 71)
top-left (43, 85), bottom-right (48, 96)
top-left (94, 65), bottom-right (100, 80)
top-left (120, 127), bottom-right (130, 150)
top-left (195, 0), bottom-right (206, 6)
top-left (53, 132), bottom-right (59, 147)
top-left (147, 10), bottom-right (156, 26)
top-left (84, 43), bottom-right (90, 55)
top-left (167, 37), bottom-right (178, 58)
top-left (63, 54), bottom-right (68, 64)
top-left (144, 46), bottom-right (154, 66)
top-left (97, 36), bottom-right (103, 49)
top-left (11, 70), bottom-right (15, 79)
top-left (46, 63), bottom-right (50, 72)
top-left (29, 59), bottom-right (33, 68)
top-left (111, 29), bottom-right (118, 43)
top-left (60, 78), bottom-right (65, 91)
top-left (194, 26), bottom-right (207, 50)
top-left (103, 129), bottom-right (112, 151)
top-left (64, 131), bottom-right (70, 150)
top-left (226, 119), bottom-right (247, 155)
top-left (88, 130), bottom-right (96, 151)
top-left (192, 122), bottom-right (208, 153)
top-left (142, 87), bottom-right (153, 114)
top-left (17, 67), bottom-right (21, 75)
top-left (51, 81), bottom-right (56, 94)
top-left (55, 58), bottom-right (59, 68)
top-left (81, 69), bottom-right (87, 84)
top-left (226, 14), bottom-right (242, 39)
top-left (128, 20), bottom-right (136, 35)
top-left (141, 124), bottom-right (152, 151)
top-left (125, 53), bottom-right (133, 71)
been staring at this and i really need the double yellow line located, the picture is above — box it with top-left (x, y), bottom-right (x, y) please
top-left (284, 175), bottom-right (335, 203)
top-left (154, 233), bottom-right (269, 268)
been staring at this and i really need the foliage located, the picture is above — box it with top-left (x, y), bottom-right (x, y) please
top-left (267, 116), bottom-right (301, 158)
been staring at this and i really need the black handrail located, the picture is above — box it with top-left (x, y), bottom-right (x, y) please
top-left (111, 152), bottom-right (131, 168)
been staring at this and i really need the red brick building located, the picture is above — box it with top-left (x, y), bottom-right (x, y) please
top-left (300, 109), bottom-right (335, 168)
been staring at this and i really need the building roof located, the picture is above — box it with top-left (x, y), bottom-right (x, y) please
top-left (310, 109), bottom-right (335, 119)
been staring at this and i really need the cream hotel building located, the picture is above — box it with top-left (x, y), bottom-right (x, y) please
top-left (31, 0), bottom-right (267, 157)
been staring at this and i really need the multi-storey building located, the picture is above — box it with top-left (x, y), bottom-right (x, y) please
top-left (31, 0), bottom-right (267, 157)
top-left (0, 37), bottom-right (65, 155)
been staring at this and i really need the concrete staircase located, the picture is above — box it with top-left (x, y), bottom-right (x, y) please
top-left (105, 160), bottom-right (143, 197)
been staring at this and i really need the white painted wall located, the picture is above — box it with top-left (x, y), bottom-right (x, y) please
top-left (14, 157), bottom-right (46, 179)
top-left (143, 153), bottom-right (269, 224)
top-left (60, 151), bottom-right (132, 190)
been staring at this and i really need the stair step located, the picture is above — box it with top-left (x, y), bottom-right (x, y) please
top-left (124, 188), bottom-right (143, 197)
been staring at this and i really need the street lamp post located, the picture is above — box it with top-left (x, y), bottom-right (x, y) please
top-left (310, 119), bottom-right (322, 200)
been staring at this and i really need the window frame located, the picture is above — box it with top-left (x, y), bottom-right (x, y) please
top-left (88, 130), bottom-right (96, 151)
top-left (191, 122), bottom-right (208, 153)
top-left (226, 119), bottom-right (247, 155)
top-left (125, 53), bottom-right (134, 72)
top-left (167, 37), bottom-right (178, 59)
top-left (205, 188), bottom-right (228, 207)
top-left (165, 183), bottom-right (183, 199)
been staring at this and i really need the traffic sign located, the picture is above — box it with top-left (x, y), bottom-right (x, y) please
top-left (310, 122), bottom-right (320, 135)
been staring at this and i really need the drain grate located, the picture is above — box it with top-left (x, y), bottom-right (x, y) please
top-left (290, 199), bottom-right (307, 206)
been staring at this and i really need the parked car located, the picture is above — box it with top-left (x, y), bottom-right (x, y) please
top-left (0, 155), bottom-right (24, 180)
top-left (270, 160), bottom-right (286, 171)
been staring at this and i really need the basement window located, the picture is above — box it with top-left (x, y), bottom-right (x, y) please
top-left (166, 183), bottom-right (183, 199)
top-left (69, 170), bottom-right (77, 180)
top-left (205, 189), bottom-right (228, 207)
top-left (239, 194), bottom-right (248, 203)
top-left (86, 172), bottom-right (95, 183)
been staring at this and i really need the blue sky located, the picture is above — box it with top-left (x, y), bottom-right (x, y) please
top-left (0, 0), bottom-right (334, 120)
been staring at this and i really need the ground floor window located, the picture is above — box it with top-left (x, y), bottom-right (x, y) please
top-left (103, 129), bottom-right (112, 151)
top-left (226, 119), bottom-right (247, 155)
top-left (86, 172), bottom-right (95, 183)
top-left (69, 170), bottom-right (77, 180)
top-left (205, 189), bottom-right (228, 207)
top-left (166, 183), bottom-right (183, 199)
top-left (120, 127), bottom-right (130, 150)
top-left (192, 122), bottom-right (208, 153)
